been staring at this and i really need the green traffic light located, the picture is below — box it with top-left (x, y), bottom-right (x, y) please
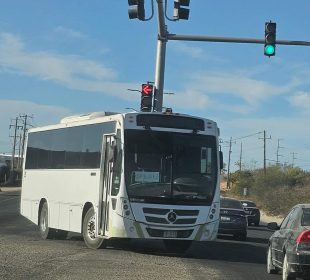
top-left (265, 44), bottom-right (275, 56)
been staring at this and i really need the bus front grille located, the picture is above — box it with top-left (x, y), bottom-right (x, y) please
top-left (143, 208), bottom-right (199, 225)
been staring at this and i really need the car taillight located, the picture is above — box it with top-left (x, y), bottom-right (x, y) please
top-left (296, 230), bottom-right (310, 244)
top-left (296, 230), bottom-right (310, 254)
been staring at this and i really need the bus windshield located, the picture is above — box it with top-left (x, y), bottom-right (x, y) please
top-left (124, 129), bottom-right (218, 205)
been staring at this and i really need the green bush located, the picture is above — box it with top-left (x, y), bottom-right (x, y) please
top-left (229, 165), bottom-right (310, 216)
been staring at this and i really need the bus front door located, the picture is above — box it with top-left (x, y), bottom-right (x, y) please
top-left (98, 134), bottom-right (115, 237)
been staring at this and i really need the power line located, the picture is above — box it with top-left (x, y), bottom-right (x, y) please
top-left (232, 131), bottom-right (264, 141)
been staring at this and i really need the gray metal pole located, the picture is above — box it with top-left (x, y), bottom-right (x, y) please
top-left (154, 0), bottom-right (167, 112)
top-left (10, 118), bottom-right (18, 173)
top-left (226, 137), bottom-right (232, 189)
top-left (167, 34), bottom-right (310, 46)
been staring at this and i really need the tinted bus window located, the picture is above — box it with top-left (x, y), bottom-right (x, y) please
top-left (25, 122), bottom-right (116, 169)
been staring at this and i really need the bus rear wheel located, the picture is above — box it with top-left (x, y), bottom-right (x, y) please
top-left (39, 202), bottom-right (55, 239)
top-left (82, 207), bottom-right (107, 249)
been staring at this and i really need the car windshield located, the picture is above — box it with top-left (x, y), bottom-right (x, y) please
top-left (241, 201), bottom-right (256, 207)
top-left (302, 208), bottom-right (310, 226)
top-left (124, 129), bottom-right (218, 205)
top-left (221, 198), bottom-right (243, 209)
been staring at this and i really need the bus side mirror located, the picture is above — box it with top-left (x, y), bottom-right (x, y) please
top-left (219, 151), bottom-right (224, 170)
top-left (108, 144), bottom-right (117, 163)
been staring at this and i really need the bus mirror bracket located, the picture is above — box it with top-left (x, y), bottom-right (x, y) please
top-left (219, 151), bottom-right (224, 170)
top-left (108, 143), bottom-right (117, 163)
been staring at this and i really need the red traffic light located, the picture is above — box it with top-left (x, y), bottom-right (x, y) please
top-left (141, 84), bottom-right (153, 95)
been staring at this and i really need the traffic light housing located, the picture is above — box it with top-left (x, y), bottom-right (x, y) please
top-left (140, 84), bottom-right (153, 112)
top-left (264, 22), bottom-right (276, 57)
top-left (128, 0), bottom-right (145, 21)
top-left (174, 0), bottom-right (190, 20)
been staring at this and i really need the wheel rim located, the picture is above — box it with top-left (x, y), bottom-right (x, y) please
top-left (267, 248), bottom-right (272, 271)
top-left (87, 215), bottom-right (96, 240)
top-left (40, 209), bottom-right (47, 232)
top-left (283, 255), bottom-right (288, 280)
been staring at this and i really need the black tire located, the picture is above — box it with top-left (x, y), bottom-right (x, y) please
top-left (38, 202), bottom-right (55, 239)
top-left (267, 246), bottom-right (279, 274)
top-left (163, 240), bottom-right (192, 253)
top-left (82, 207), bottom-right (107, 249)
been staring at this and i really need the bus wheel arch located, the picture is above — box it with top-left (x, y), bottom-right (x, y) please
top-left (81, 202), bottom-right (93, 232)
top-left (38, 199), bottom-right (55, 239)
top-left (82, 204), bottom-right (107, 249)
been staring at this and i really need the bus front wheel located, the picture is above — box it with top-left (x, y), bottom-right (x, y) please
top-left (39, 202), bottom-right (55, 239)
top-left (82, 207), bottom-right (107, 249)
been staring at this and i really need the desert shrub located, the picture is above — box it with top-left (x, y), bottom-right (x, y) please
top-left (229, 165), bottom-right (310, 216)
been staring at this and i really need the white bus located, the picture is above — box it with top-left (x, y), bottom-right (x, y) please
top-left (21, 111), bottom-right (223, 251)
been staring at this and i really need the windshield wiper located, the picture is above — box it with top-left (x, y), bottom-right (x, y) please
top-left (173, 194), bottom-right (206, 200)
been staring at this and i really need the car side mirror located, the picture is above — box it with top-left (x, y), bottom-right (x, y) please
top-left (267, 222), bottom-right (279, 230)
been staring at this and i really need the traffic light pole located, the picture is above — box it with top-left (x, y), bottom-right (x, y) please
top-left (154, 0), bottom-right (167, 112)
top-left (167, 33), bottom-right (310, 46)
top-left (152, 2), bottom-right (310, 112)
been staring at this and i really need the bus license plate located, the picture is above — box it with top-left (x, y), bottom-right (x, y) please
top-left (163, 231), bottom-right (177, 238)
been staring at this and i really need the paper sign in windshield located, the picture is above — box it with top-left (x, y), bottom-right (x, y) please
top-left (134, 171), bottom-right (160, 183)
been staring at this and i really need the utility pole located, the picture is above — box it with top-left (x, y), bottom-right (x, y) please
top-left (276, 138), bottom-right (284, 165)
top-left (291, 152), bottom-right (298, 166)
top-left (9, 117), bottom-right (23, 182)
top-left (19, 114), bottom-right (33, 168)
top-left (239, 142), bottom-right (243, 172)
top-left (226, 137), bottom-right (233, 189)
top-left (259, 130), bottom-right (271, 175)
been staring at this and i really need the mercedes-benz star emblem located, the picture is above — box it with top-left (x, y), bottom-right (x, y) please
top-left (167, 211), bottom-right (177, 223)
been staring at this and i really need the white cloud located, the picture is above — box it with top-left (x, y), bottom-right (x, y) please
top-left (170, 41), bottom-right (227, 63)
top-left (53, 26), bottom-right (87, 39)
top-left (171, 42), bottom-right (205, 59)
top-left (288, 91), bottom-right (310, 114)
top-left (190, 72), bottom-right (292, 105)
top-left (0, 99), bottom-right (73, 153)
top-left (0, 32), bottom-right (136, 99)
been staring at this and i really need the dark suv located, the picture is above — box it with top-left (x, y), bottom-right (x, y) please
top-left (218, 197), bottom-right (247, 241)
top-left (241, 200), bottom-right (260, 226)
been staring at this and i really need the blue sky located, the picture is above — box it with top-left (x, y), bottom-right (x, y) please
top-left (0, 1), bottom-right (310, 171)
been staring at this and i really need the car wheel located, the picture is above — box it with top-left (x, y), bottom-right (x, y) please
top-left (163, 240), bottom-right (192, 253)
top-left (38, 202), bottom-right (55, 239)
top-left (267, 246), bottom-right (278, 274)
top-left (82, 207), bottom-right (107, 249)
top-left (282, 254), bottom-right (296, 280)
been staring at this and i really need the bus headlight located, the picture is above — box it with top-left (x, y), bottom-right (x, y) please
top-left (120, 197), bottom-right (134, 219)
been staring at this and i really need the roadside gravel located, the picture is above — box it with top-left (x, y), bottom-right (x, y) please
top-left (260, 210), bottom-right (283, 226)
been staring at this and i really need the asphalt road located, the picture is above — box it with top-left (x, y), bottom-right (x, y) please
top-left (0, 191), bottom-right (281, 280)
